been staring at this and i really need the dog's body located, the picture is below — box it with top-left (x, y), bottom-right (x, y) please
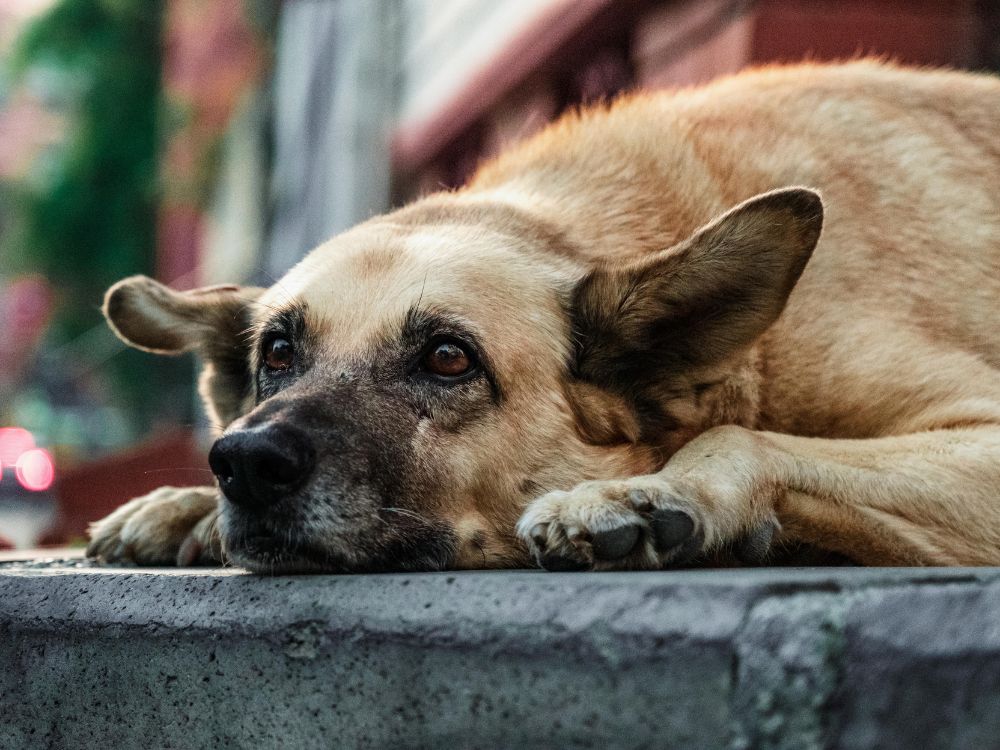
top-left (88, 61), bottom-right (1000, 571)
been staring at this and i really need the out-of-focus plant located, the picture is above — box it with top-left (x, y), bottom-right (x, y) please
top-left (2, 0), bottom-right (192, 439)
top-left (7, 0), bottom-right (163, 334)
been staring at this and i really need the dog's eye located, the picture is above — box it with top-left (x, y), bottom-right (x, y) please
top-left (263, 337), bottom-right (294, 371)
top-left (422, 340), bottom-right (474, 379)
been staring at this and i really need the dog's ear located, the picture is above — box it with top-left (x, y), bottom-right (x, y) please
top-left (571, 187), bottom-right (823, 388)
top-left (103, 275), bottom-right (265, 428)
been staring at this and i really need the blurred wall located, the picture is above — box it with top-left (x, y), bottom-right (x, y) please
top-left (400, 0), bottom-right (564, 141)
top-left (262, 0), bottom-right (401, 279)
top-left (260, 0), bottom-right (565, 275)
top-left (158, 0), bottom-right (269, 288)
top-left (391, 0), bottom-right (999, 200)
top-left (186, 0), bottom-right (1000, 280)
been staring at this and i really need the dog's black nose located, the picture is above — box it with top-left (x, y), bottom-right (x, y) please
top-left (209, 424), bottom-right (315, 509)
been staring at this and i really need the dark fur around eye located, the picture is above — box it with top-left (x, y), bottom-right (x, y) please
top-left (255, 306), bottom-right (308, 402)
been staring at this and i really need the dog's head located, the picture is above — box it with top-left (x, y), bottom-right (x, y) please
top-left (104, 187), bottom-right (822, 572)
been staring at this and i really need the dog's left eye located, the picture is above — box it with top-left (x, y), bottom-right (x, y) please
top-left (263, 336), bottom-right (294, 371)
top-left (421, 339), bottom-right (475, 379)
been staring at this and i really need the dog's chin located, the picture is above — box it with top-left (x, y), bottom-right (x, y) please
top-left (219, 508), bottom-right (460, 574)
top-left (224, 535), bottom-right (351, 575)
top-left (221, 531), bottom-right (450, 575)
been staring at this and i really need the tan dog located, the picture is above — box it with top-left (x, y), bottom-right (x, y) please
top-left (87, 61), bottom-right (1000, 572)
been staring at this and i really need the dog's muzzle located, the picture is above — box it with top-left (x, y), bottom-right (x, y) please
top-left (209, 424), bottom-right (316, 509)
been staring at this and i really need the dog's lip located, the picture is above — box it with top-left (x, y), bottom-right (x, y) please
top-left (228, 534), bottom-right (349, 574)
top-left (220, 512), bottom-right (457, 574)
top-left (243, 534), bottom-right (287, 552)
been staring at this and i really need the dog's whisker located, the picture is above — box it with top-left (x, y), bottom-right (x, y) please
top-left (475, 534), bottom-right (487, 567)
top-left (380, 507), bottom-right (434, 526)
top-left (230, 297), bottom-right (279, 324)
top-left (250, 266), bottom-right (298, 309)
top-left (261, 271), bottom-right (297, 308)
top-left (208, 515), bottom-right (230, 568)
top-left (142, 468), bottom-right (215, 475)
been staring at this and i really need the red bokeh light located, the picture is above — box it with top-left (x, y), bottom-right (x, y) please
top-left (0, 427), bottom-right (35, 466)
top-left (15, 448), bottom-right (55, 492)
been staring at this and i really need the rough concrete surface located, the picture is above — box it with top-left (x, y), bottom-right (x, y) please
top-left (2, 561), bottom-right (999, 749)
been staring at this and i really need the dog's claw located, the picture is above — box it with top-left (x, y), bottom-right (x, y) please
top-left (529, 523), bottom-right (549, 550)
top-left (627, 488), bottom-right (654, 512)
top-left (86, 538), bottom-right (107, 560)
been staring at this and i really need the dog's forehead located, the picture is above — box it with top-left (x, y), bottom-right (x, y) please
top-left (257, 220), bottom-right (573, 353)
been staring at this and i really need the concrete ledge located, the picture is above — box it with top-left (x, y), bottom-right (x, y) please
top-left (3, 562), bottom-right (1000, 749)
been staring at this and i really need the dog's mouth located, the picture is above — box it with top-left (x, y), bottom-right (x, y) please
top-left (221, 515), bottom-right (460, 575)
top-left (226, 534), bottom-right (350, 574)
top-left (218, 502), bottom-right (377, 574)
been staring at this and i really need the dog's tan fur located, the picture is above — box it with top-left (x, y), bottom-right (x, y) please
top-left (88, 61), bottom-right (1000, 570)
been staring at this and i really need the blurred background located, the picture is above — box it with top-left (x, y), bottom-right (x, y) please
top-left (0, 0), bottom-right (998, 550)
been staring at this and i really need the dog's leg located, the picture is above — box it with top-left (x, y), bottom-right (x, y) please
top-left (86, 485), bottom-right (222, 566)
top-left (518, 424), bottom-right (1000, 569)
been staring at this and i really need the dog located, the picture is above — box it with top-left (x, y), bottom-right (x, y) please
top-left (87, 60), bottom-right (1000, 573)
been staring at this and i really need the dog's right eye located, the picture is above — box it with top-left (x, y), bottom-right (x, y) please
top-left (263, 336), bottom-right (294, 372)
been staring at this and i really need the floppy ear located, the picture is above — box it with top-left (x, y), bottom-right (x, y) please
top-left (571, 187), bottom-right (823, 388)
top-left (103, 275), bottom-right (265, 429)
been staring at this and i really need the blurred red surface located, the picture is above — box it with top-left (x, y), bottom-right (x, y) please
top-left (39, 429), bottom-right (209, 544)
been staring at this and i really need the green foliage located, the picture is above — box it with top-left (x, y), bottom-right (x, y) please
top-left (4, 0), bottom-right (193, 434)
top-left (10, 0), bottom-right (164, 341)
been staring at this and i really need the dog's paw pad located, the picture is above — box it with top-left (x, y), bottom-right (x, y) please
top-left (734, 518), bottom-right (778, 565)
top-left (649, 508), bottom-right (695, 551)
top-left (591, 524), bottom-right (641, 560)
top-left (539, 553), bottom-right (591, 572)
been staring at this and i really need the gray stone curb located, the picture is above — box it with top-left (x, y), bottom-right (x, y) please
top-left (2, 563), bottom-right (999, 749)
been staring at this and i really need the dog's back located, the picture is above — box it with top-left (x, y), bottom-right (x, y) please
top-left (472, 61), bottom-right (1000, 438)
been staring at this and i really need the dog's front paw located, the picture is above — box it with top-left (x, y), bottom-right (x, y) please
top-left (86, 485), bottom-right (221, 566)
top-left (516, 477), bottom-right (777, 571)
